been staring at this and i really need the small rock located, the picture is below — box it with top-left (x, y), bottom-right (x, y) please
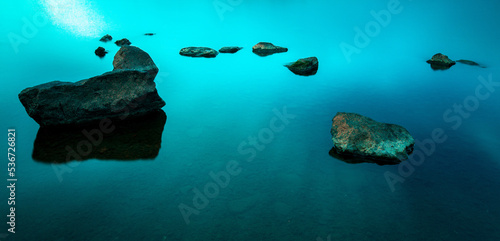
top-left (100, 34), bottom-right (112, 42)
top-left (252, 42), bottom-right (288, 57)
top-left (457, 59), bottom-right (486, 68)
top-left (426, 53), bottom-right (455, 70)
top-left (94, 47), bottom-right (108, 58)
top-left (115, 38), bottom-right (132, 46)
top-left (330, 112), bottom-right (414, 163)
top-left (144, 33), bottom-right (156, 36)
top-left (285, 57), bottom-right (319, 76)
top-left (179, 47), bottom-right (218, 58)
top-left (219, 46), bottom-right (243, 53)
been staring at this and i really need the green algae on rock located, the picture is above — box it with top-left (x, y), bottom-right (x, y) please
top-left (285, 57), bottom-right (319, 76)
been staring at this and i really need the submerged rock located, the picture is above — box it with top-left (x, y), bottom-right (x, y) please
top-left (426, 53), bottom-right (455, 70)
top-left (285, 57), bottom-right (319, 76)
top-left (144, 33), bottom-right (156, 36)
top-left (252, 42), bottom-right (288, 57)
top-left (179, 47), bottom-right (218, 58)
top-left (219, 46), bottom-right (243, 53)
top-left (115, 38), bottom-right (132, 46)
top-left (18, 46), bottom-right (165, 126)
top-left (94, 47), bottom-right (107, 58)
top-left (100, 34), bottom-right (112, 42)
top-left (330, 112), bottom-right (414, 163)
top-left (457, 59), bottom-right (486, 68)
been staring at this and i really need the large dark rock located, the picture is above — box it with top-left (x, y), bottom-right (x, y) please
top-left (18, 46), bottom-right (165, 126)
top-left (179, 47), bottom-right (218, 58)
top-left (426, 53), bottom-right (455, 70)
top-left (95, 47), bottom-right (107, 58)
top-left (115, 38), bottom-right (131, 46)
top-left (285, 57), bottom-right (319, 76)
top-left (219, 46), bottom-right (243, 54)
top-left (330, 112), bottom-right (414, 163)
top-left (100, 34), bottom-right (112, 42)
top-left (32, 110), bottom-right (166, 163)
top-left (457, 59), bottom-right (486, 68)
top-left (252, 42), bottom-right (288, 57)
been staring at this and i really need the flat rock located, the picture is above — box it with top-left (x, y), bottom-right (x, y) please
top-left (115, 38), bottom-right (131, 46)
top-left (179, 47), bottom-right (218, 58)
top-left (94, 47), bottom-right (107, 58)
top-left (144, 33), bottom-right (156, 36)
top-left (457, 59), bottom-right (486, 68)
top-left (285, 57), bottom-right (318, 76)
top-left (18, 46), bottom-right (165, 126)
top-left (330, 112), bottom-right (414, 163)
top-left (100, 34), bottom-right (112, 42)
top-left (426, 53), bottom-right (455, 70)
top-left (252, 42), bottom-right (288, 57)
top-left (219, 46), bottom-right (243, 53)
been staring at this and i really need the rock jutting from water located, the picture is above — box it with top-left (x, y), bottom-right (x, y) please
top-left (115, 38), bottom-right (132, 46)
top-left (285, 57), bottom-right (319, 76)
top-left (179, 47), bottom-right (219, 58)
top-left (18, 46), bottom-right (165, 126)
top-left (100, 34), bottom-right (112, 42)
top-left (330, 112), bottom-right (415, 163)
top-left (95, 47), bottom-right (108, 57)
top-left (426, 53), bottom-right (455, 70)
top-left (219, 46), bottom-right (243, 53)
top-left (252, 42), bottom-right (288, 57)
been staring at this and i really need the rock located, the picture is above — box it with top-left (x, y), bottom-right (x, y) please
top-left (94, 47), bottom-right (107, 58)
top-left (219, 46), bottom-right (243, 53)
top-left (18, 46), bottom-right (165, 126)
top-left (100, 34), bottom-right (112, 42)
top-left (285, 57), bottom-right (319, 76)
top-left (330, 112), bottom-right (414, 163)
top-left (144, 33), bottom-right (156, 36)
top-left (115, 38), bottom-right (131, 46)
top-left (179, 47), bottom-right (218, 58)
top-left (426, 53), bottom-right (455, 70)
top-left (457, 59), bottom-right (486, 68)
top-left (32, 110), bottom-right (167, 163)
top-left (252, 42), bottom-right (288, 57)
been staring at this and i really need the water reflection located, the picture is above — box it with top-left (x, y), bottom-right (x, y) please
top-left (328, 147), bottom-right (399, 166)
top-left (33, 110), bottom-right (167, 163)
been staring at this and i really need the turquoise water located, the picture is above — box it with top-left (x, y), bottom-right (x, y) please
top-left (2, 0), bottom-right (500, 240)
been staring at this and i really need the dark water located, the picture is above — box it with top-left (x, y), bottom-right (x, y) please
top-left (1, 0), bottom-right (500, 240)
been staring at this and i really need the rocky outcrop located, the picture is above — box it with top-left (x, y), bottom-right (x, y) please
top-left (457, 59), bottom-right (486, 68)
top-left (285, 57), bottom-right (319, 76)
top-left (330, 112), bottom-right (414, 163)
top-left (115, 38), bottom-right (131, 46)
top-left (100, 34), bottom-right (112, 42)
top-left (18, 46), bottom-right (165, 126)
top-left (179, 47), bottom-right (218, 58)
top-left (95, 47), bottom-right (107, 57)
top-left (219, 46), bottom-right (243, 53)
top-left (426, 53), bottom-right (455, 70)
top-left (252, 42), bottom-right (288, 57)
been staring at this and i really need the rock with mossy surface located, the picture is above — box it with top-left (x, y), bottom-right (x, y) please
top-left (94, 47), bottom-right (108, 57)
top-left (219, 46), bottom-right (243, 53)
top-left (18, 46), bottom-right (165, 126)
top-left (252, 42), bottom-right (288, 57)
top-left (100, 34), bottom-right (112, 42)
top-left (285, 57), bottom-right (319, 76)
top-left (115, 38), bottom-right (132, 46)
top-left (330, 112), bottom-right (414, 163)
top-left (426, 53), bottom-right (455, 70)
top-left (179, 47), bottom-right (218, 58)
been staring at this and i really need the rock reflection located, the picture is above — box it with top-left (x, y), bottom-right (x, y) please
top-left (33, 110), bottom-right (167, 163)
top-left (328, 148), bottom-right (399, 166)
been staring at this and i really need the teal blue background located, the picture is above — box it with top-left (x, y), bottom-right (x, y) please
top-left (1, 0), bottom-right (500, 240)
